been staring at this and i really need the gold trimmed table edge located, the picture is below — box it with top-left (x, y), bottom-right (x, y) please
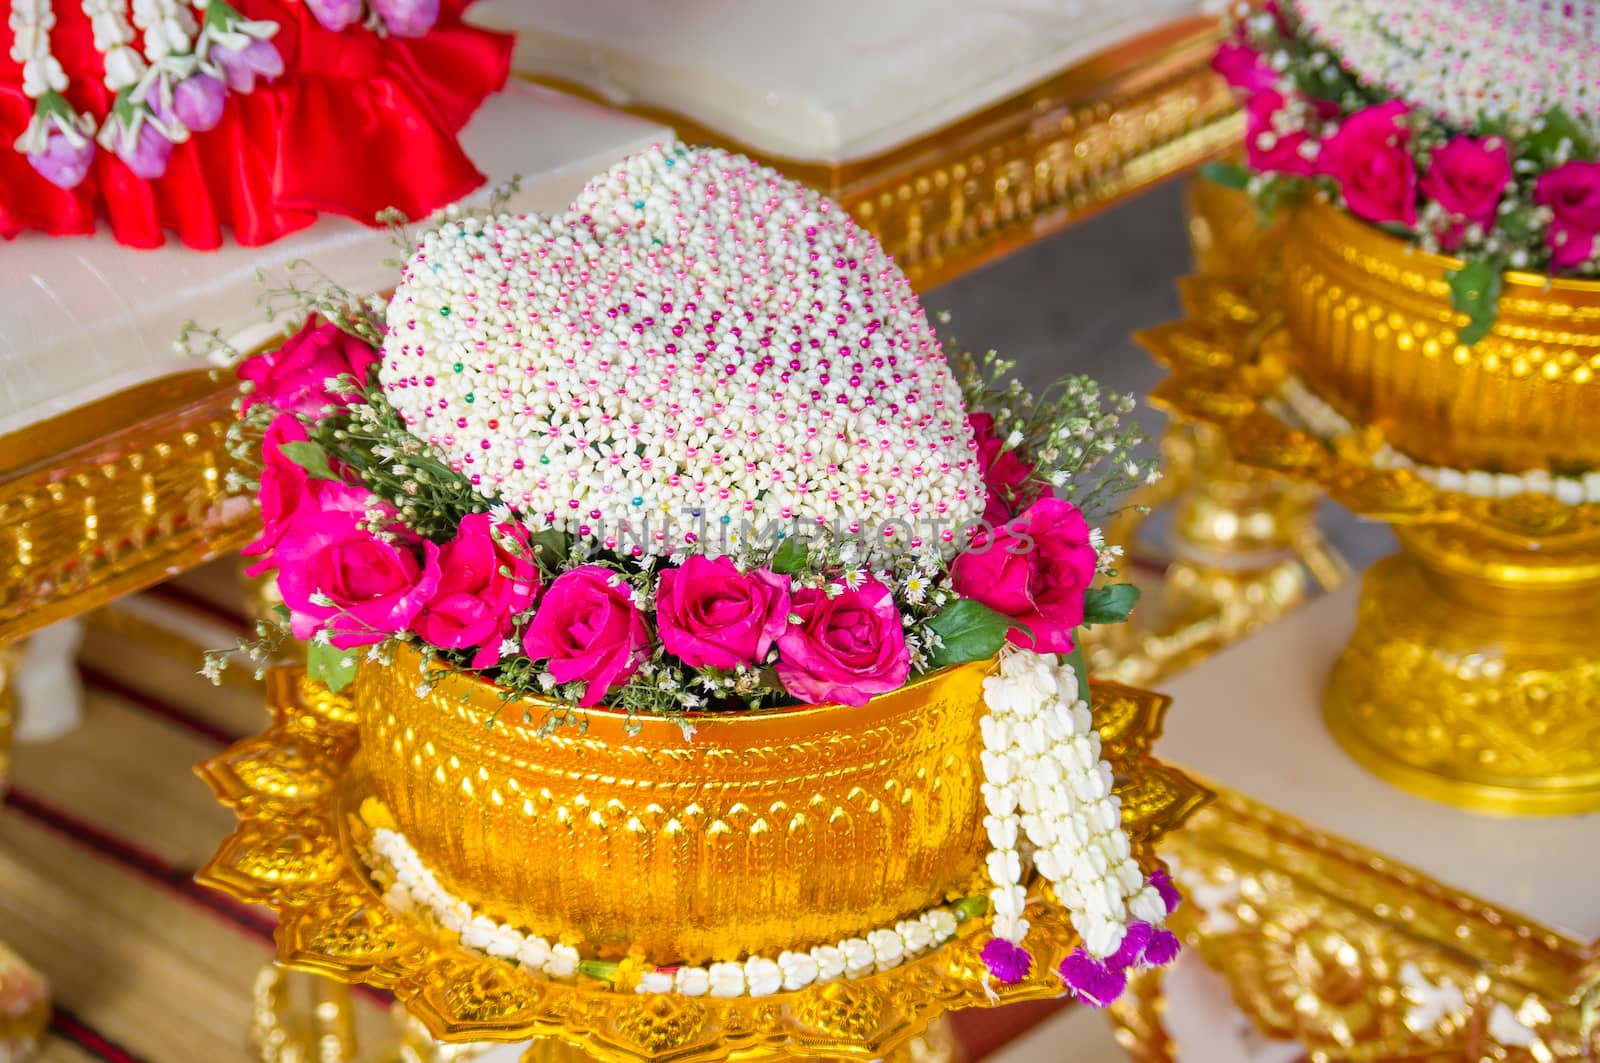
top-left (522, 17), bottom-right (1240, 290)
top-left (0, 369), bottom-right (255, 647)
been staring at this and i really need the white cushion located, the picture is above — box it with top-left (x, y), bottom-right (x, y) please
top-left (0, 82), bottom-right (672, 436)
top-left (470, 0), bottom-right (1200, 164)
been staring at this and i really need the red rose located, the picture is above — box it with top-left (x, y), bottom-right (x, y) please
top-left (656, 555), bottom-right (790, 670)
top-left (413, 513), bottom-right (541, 668)
top-left (969, 413), bottom-right (1044, 526)
top-left (1536, 160), bottom-right (1600, 271)
top-left (775, 578), bottom-right (910, 707)
top-left (1212, 39), bottom-right (1277, 96)
top-left (238, 316), bottom-right (380, 417)
top-left (1421, 136), bottom-right (1511, 230)
top-left (521, 566), bottom-right (652, 706)
top-left (949, 497), bottom-right (1098, 654)
top-left (1244, 90), bottom-right (1326, 177)
top-left (1318, 101), bottom-right (1418, 226)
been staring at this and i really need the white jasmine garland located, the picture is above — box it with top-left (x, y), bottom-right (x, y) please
top-left (367, 825), bottom-right (964, 999)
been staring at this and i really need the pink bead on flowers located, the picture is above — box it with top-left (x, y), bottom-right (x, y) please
top-left (521, 566), bottom-right (652, 706)
top-left (413, 513), bottom-right (541, 668)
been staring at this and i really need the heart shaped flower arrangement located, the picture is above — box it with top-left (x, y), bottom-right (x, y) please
top-left (210, 144), bottom-right (1176, 1006)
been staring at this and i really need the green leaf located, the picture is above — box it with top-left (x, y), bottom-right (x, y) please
top-left (276, 440), bottom-right (342, 481)
top-left (770, 537), bottom-right (810, 575)
top-left (1199, 160), bottom-right (1253, 190)
top-left (1060, 642), bottom-right (1090, 705)
top-left (528, 529), bottom-right (569, 573)
top-left (306, 639), bottom-right (358, 694)
top-left (1447, 259), bottom-right (1504, 347)
top-left (1522, 106), bottom-right (1593, 166)
top-left (926, 599), bottom-right (1017, 668)
top-left (1082, 583), bottom-right (1141, 627)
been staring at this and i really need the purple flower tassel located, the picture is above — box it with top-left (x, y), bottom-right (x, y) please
top-left (305, 0), bottom-right (364, 31)
top-left (27, 129), bottom-right (95, 189)
top-left (110, 118), bottom-right (174, 179)
top-left (1107, 920), bottom-right (1154, 970)
top-left (1059, 947), bottom-right (1127, 1009)
top-left (980, 938), bottom-right (1033, 985)
top-left (372, 0), bottom-right (440, 37)
top-left (1143, 927), bottom-right (1181, 967)
top-left (213, 39), bottom-right (284, 93)
top-left (1150, 868), bottom-right (1182, 914)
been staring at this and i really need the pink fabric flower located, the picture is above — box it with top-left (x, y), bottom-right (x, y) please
top-left (950, 497), bottom-right (1098, 654)
top-left (1244, 90), bottom-right (1321, 177)
top-left (521, 566), bottom-right (652, 706)
top-left (274, 510), bottom-right (441, 649)
top-left (656, 556), bottom-right (790, 670)
top-left (1421, 136), bottom-right (1511, 230)
top-left (775, 578), bottom-right (910, 707)
top-left (413, 513), bottom-right (541, 668)
top-left (1212, 39), bottom-right (1277, 96)
top-left (1536, 160), bottom-right (1600, 270)
top-left (968, 413), bottom-right (1043, 526)
top-left (237, 316), bottom-right (380, 418)
top-left (1318, 101), bottom-right (1418, 225)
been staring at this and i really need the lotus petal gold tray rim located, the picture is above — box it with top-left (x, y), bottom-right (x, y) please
top-left (196, 668), bottom-right (1210, 1061)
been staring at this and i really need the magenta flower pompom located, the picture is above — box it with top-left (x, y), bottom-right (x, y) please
top-left (1059, 948), bottom-right (1127, 1008)
top-left (980, 938), bottom-right (1033, 985)
top-left (1107, 920), bottom-right (1153, 970)
top-left (1150, 868), bottom-right (1182, 915)
top-left (27, 129), bottom-right (95, 189)
top-left (1143, 928), bottom-right (1181, 967)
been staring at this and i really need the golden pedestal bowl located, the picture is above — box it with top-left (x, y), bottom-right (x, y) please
top-left (198, 669), bottom-right (1208, 1061)
top-left (358, 644), bottom-right (990, 966)
top-left (1143, 202), bottom-right (1600, 816)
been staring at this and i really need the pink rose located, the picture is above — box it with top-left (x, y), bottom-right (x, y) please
top-left (242, 414), bottom-right (313, 574)
top-left (775, 578), bottom-right (910, 707)
top-left (1243, 90), bottom-right (1330, 177)
top-left (1536, 160), bottom-right (1600, 270)
top-left (656, 556), bottom-right (790, 670)
top-left (1318, 101), bottom-right (1418, 225)
top-left (969, 413), bottom-right (1044, 526)
top-left (949, 497), bottom-right (1098, 654)
top-left (521, 566), bottom-right (652, 706)
top-left (1421, 137), bottom-right (1511, 230)
top-left (238, 316), bottom-right (380, 418)
top-left (275, 510), bottom-right (441, 649)
top-left (413, 513), bottom-right (541, 669)
top-left (1212, 39), bottom-right (1277, 96)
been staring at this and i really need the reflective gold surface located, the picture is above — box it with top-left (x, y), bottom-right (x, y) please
top-left (1282, 199), bottom-right (1600, 472)
top-left (361, 645), bottom-right (994, 965)
top-left (1083, 179), bottom-right (1343, 687)
top-left (1143, 260), bottom-right (1600, 815)
top-left (0, 370), bottom-right (255, 647)
top-left (528, 19), bottom-right (1240, 291)
top-left (197, 668), bottom-right (1208, 1060)
top-left (1163, 791), bottom-right (1597, 1060)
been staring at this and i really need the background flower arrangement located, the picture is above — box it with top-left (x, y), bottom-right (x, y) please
top-left (1209, 0), bottom-right (1600, 342)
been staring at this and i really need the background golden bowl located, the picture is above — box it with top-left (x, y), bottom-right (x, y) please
top-left (1281, 199), bottom-right (1600, 473)
top-left (356, 645), bottom-right (991, 966)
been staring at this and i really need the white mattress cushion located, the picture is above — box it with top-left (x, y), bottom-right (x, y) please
top-left (0, 82), bottom-right (672, 436)
top-left (469, 0), bottom-right (1201, 164)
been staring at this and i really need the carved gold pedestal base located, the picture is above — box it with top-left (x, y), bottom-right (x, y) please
top-left (1084, 420), bottom-right (1345, 686)
top-left (1326, 530), bottom-right (1600, 818)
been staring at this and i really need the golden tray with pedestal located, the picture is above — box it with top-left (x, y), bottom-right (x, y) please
top-left (196, 661), bottom-right (1207, 1062)
top-left (1140, 196), bottom-right (1600, 816)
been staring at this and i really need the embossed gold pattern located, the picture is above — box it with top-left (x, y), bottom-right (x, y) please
top-left (1141, 235), bottom-right (1600, 815)
top-left (197, 667), bottom-right (1208, 1060)
top-left (1282, 199), bottom-right (1600, 473)
top-left (527, 19), bottom-right (1240, 291)
top-left (360, 645), bottom-right (993, 964)
top-left (1162, 791), bottom-right (1597, 1060)
top-left (0, 370), bottom-right (255, 647)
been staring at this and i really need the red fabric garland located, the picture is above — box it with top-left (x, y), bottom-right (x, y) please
top-left (0, 0), bottom-right (511, 249)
